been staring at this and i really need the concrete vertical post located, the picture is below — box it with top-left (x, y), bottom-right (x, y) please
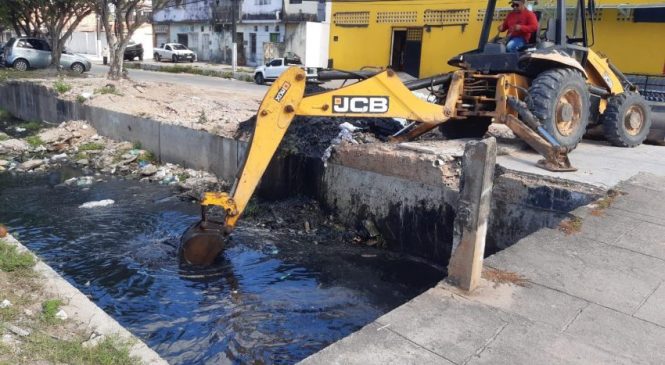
top-left (447, 137), bottom-right (497, 291)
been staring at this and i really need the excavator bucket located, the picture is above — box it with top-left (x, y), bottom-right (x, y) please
top-left (180, 67), bottom-right (307, 265)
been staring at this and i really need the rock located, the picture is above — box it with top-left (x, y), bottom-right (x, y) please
top-left (38, 128), bottom-right (72, 144)
top-left (0, 131), bottom-right (9, 140)
top-left (24, 308), bottom-right (33, 316)
top-left (76, 159), bottom-right (89, 166)
top-left (82, 332), bottom-right (104, 348)
top-left (6, 324), bottom-right (30, 337)
top-left (0, 166), bottom-right (5, 172)
top-left (362, 219), bottom-right (380, 238)
top-left (140, 164), bottom-right (158, 176)
top-left (50, 153), bottom-right (68, 162)
top-left (0, 159), bottom-right (9, 167)
top-left (55, 309), bottom-right (68, 320)
top-left (0, 299), bottom-right (11, 308)
top-left (0, 139), bottom-right (30, 154)
top-left (64, 177), bottom-right (78, 186)
top-left (79, 199), bottom-right (114, 209)
top-left (18, 159), bottom-right (44, 171)
top-left (33, 145), bottom-right (46, 152)
top-left (0, 225), bottom-right (7, 237)
top-left (119, 154), bottom-right (137, 164)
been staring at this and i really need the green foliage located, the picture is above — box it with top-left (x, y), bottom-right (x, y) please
top-left (0, 239), bottom-right (36, 272)
top-left (78, 142), bottom-right (104, 151)
top-left (132, 140), bottom-right (142, 149)
top-left (177, 172), bottom-right (188, 182)
top-left (24, 333), bottom-right (138, 365)
top-left (139, 150), bottom-right (156, 163)
top-left (0, 133), bottom-right (9, 142)
top-left (41, 299), bottom-right (63, 323)
top-left (95, 85), bottom-right (123, 96)
top-left (25, 135), bottom-right (44, 147)
top-left (19, 120), bottom-right (44, 133)
top-left (53, 79), bottom-right (72, 94)
top-left (76, 95), bottom-right (87, 103)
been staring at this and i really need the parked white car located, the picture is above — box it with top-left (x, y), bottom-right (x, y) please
top-left (153, 43), bottom-right (196, 63)
top-left (253, 57), bottom-right (318, 85)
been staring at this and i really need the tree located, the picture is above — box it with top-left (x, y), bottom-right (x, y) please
top-left (96, 0), bottom-right (168, 80)
top-left (0, 0), bottom-right (44, 37)
top-left (0, 0), bottom-right (95, 70)
top-left (39, 0), bottom-right (96, 69)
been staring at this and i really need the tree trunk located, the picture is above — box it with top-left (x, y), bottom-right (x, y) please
top-left (107, 39), bottom-right (131, 80)
top-left (107, 46), bottom-right (124, 80)
top-left (50, 38), bottom-right (64, 70)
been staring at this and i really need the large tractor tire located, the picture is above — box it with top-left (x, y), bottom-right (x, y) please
top-left (601, 91), bottom-right (651, 147)
top-left (438, 117), bottom-right (492, 139)
top-left (528, 68), bottom-right (590, 150)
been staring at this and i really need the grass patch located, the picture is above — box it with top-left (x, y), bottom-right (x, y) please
top-left (41, 299), bottom-right (64, 324)
top-left (0, 133), bottom-right (9, 141)
top-left (53, 79), bottom-right (72, 94)
top-left (139, 150), bottom-right (156, 163)
top-left (0, 239), bottom-right (36, 272)
top-left (559, 216), bottom-right (584, 235)
top-left (26, 135), bottom-right (44, 147)
top-left (177, 172), bottom-right (189, 182)
top-left (482, 267), bottom-right (529, 287)
top-left (95, 84), bottom-right (123, 96)
top-left (19, 120), bottom-right (44, 133)
top-left (132, 140), bottom-right (142, 150)
top-left (78, 142), bottom-right (104, 151)
top-left (24, 333), bottom-right (138, 365)
top-left (76, 95), bottom-right (87, 103)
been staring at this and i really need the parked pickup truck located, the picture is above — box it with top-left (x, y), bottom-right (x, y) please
top-left (153, 43), bottom-right (196, 63)
top-left (253, 57), bottom-right (318, 85)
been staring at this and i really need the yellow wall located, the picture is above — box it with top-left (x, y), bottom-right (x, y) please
top-left (329, 0), bottom-right (665, 76)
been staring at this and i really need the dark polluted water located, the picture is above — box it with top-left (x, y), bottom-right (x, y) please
top-left (0, 169), bottom-right (443, 364)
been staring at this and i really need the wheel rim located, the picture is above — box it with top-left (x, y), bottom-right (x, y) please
top-left (72, 64), bottom-right (83, 73)
top-left (555, 88), bottom-right (583, 136)
top-left (624, 105), bottom-right (645, 136)
top-left (15, 61), bottom-right (26, 71)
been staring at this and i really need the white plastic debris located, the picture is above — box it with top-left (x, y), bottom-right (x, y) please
top-left (50, 153), bottom-right (68, 162)
top-left (79, 199), bottom-right (115, 209)
top-left (0, 299), bottom-right (11, 308)
top-left (339, 122), bottom-right (360, 132)
top-left (14, 127), bottom-right (26, 132)
top-left (55, 309), bottom-right (68, 320)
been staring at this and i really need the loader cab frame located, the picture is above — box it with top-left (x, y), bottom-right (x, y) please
top-left (452, 0), bottom-right (597, 76)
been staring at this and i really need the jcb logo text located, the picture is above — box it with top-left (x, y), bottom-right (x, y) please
top-left (332, 96), bottom-right (389, 114)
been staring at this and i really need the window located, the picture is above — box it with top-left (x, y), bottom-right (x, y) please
top-left (275, 25), bottom-right (280, 31)
top-left (254, 26), bottom-right (258, 31)
top-left (264, 25), bottom-right (269, 32)
top-left (27, 39), bottom-right (51, 51)
top-left (269, 33), bottom-right (280, 42)
top-left (290, 0), bottom-right (302, 3)
top-left (166, 45), bottom-right (172, 51)
top-left (16, 39), bottom-right (32, 49)
top-left (254, 0), bottom-right (270, 4)
top-left (269, 59), bottom-right (282, 66)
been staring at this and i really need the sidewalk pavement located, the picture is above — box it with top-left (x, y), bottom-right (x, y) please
top-left (302, 172), bottom-right (665, 364)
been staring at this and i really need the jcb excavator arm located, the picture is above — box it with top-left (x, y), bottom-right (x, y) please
top-left (181, 67), bottom-right (573, 265)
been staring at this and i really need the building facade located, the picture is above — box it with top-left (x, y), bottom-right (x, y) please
top-left (152, 0), bottom-right (331, 66)
top-left (328, 0), bottom-right (665, 77)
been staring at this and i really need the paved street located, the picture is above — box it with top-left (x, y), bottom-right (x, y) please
top-left (89, 62), bottom-right (268, 96)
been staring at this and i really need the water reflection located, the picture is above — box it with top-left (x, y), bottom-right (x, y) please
top-left (0, 170), bottom-right (442, 364)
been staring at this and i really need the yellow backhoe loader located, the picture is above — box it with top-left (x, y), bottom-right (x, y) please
top-left (180, 0), bottom-right (652, 265)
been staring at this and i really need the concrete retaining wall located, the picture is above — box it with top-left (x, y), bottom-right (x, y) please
top-left (0, 81), bottom-right (603, 266)
top-left (0, 81), bottom-right (244, 182)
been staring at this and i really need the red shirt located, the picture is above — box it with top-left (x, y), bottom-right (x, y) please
top-left (501, 9), bottom-right (539, 42)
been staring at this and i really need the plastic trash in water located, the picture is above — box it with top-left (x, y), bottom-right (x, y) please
top-left (79, 199), bottom-right (115, 209)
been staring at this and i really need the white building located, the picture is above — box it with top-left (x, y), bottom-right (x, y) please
top-left (152, 0), bottom-right (330, 66)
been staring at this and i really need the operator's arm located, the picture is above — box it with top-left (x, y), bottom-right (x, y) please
top-left (498, 15), bottom-right (510, 32)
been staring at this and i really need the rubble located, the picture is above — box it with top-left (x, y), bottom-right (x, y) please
top-left (79, 199), bottom-right (115, 209)
top-left (0, 120), bottom-right (226, 199)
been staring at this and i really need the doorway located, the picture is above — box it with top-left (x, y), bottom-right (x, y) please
top-left (390, 28), bottom-right (422, 78)
top-left (177, 33), bottom-right (188, 46)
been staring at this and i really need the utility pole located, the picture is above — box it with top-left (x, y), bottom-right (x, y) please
top-left (231, 0), bottom-right (237, 71)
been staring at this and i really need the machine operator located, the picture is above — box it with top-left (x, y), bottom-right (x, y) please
top-left (498, 0), bottom-right (539, 52)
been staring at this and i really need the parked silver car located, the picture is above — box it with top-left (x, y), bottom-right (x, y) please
top-left (3, 37), bottom-right (91, 73)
